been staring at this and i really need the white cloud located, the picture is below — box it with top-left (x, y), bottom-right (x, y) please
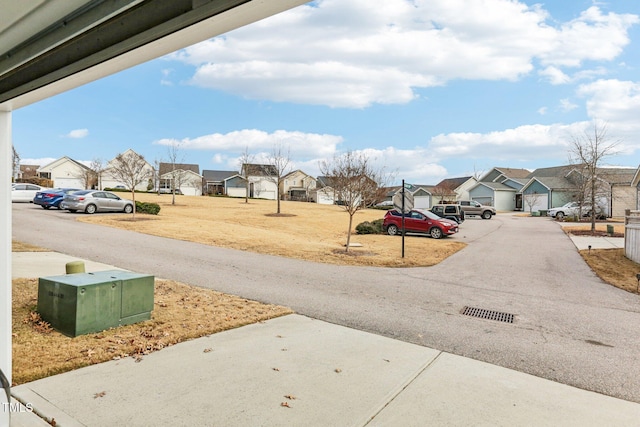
top-left (428, 123), bottom-right (588, 161)
top-left (160, 69), bottom-right (174, 86)
top-left (166, 0), bottom-right (638, 108)
top-left (539, 66), bottom-right (571, 85)
top-left (538, 107), bottom-right (548, 115)
top-left (154, 129), bottom-right (343, 159)
top-left (577, 79), bottom-right (640, 128)
top-left (559, 99), bottom-right (578, 112)
top-left (65, 129), bottom-right (89, 139)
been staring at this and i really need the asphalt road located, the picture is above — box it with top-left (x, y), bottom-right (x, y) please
top-left (11, 203), bottom-right (640, 403)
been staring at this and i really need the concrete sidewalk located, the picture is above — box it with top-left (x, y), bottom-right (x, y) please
top-left (9, 253), bottom-right (640, 426)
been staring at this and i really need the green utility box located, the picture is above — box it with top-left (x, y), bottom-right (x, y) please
top-left (37, 270), bottom-right (154, 337)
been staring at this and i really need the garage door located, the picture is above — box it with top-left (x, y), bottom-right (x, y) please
top-left (413, 196), bottom-right (430, 209)
top-left (523, 194), bottom-right (548, 213)
top-left (54, 178), bottom-right (84, 189)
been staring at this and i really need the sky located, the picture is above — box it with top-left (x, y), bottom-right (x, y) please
top-left (12, 0), bottom-right (640, 185)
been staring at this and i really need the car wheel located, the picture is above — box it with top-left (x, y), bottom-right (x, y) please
top-left (481, 211), bottom-right (492, 219)
top-left (85, 204), bottom-right (97, 214)
top-left (387, 224), bottom-right (400, 236)
top-left (124, 204), bottom-right (133, 214)
top-left (41, 206), bottom-right (49, 210)
top-left (430, 227), bottom-right (443, 239)
top-left (556, 211), bottom-right (565, 220)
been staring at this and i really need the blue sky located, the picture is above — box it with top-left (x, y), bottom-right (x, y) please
top-left (12, 0), bottom-right (640, 185)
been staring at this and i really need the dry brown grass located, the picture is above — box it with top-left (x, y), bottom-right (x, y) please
top-left (12, 240), bottom-right (49, 252)
top-left (77, 194), bottom-right (466, 267)
top-left (579, 248), bottom-right (640, 294)
top-left (12, 277), bottom-right (291, 385)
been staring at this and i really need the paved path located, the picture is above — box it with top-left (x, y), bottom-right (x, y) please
top-left (11, 204), bottom-right (640, 403)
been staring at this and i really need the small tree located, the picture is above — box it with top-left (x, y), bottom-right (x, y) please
top-left (568, 121), bottom-right (619, 232)
top-left (432, 182), bottom-right (456, 203)
top-left (166, 142), bottom-right (186, 205)
top-left (238, 146), bottom-right (254, 203)
top-left (75, 158), bottom-right (103, 189)
top-left (524, 191), bottom-right (543, 215)
top-left (12, 146), bottom-right (20, 182)
top-left (266, 143), bottom-right (292, 214)
top-left (108, 151), bottom-right (152, 219)
top-left (320, 151), bottom-right (389, 252)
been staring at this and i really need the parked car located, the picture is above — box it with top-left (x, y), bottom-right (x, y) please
top-left (548, 202), bottom-right (604, 220)
top-left (430, 204), bottom-right (465, 223)
top-left (11, 183), bottom-right (48, 202)
top-left (457, 200), bottom-right (496, 219)
top-left (383, 209), bottom-right (459, 239)
top-left (158, 188), bottom-right (182, 195)
top-left (33, 188), bottom-right (82, 209)
top-left (60, 190), bottom-right (134, 214)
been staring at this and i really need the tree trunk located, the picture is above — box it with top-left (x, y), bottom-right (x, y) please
top-left (345, 214), bottom-right (354, 252)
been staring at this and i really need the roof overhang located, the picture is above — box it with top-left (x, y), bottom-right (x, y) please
top-left (0, 0), bottom-right (309, 111)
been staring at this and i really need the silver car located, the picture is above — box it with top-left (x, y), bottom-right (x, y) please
top-left (60, 190), bottom-right (134, 214)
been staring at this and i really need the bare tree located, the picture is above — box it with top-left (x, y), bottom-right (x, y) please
top-left (266, 144), bottom-right (292, 214)
top-left (432, 182), bottom-right (456, 203)
top-left (568, 121), bottom-right (619, 232)
top-left (166, 142), bottom-right (186, 205)
top-left (524, 191), bottom-right (543, 215)
top-left (75, 158), bottom-right (103, 189)
top-left (12, 146), bottom-right (20, 182)
top-left (320, 151), bottom-right (389, 252)
top-left (238, 146), bottom-right (254, 203)
top-left (108, 151), bottom-right (152, 219)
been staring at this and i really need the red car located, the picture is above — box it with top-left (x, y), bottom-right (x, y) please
top-left (383, 209), bottom-right (459, 239)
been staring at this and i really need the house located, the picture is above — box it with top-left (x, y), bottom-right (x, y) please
top-left (18, 164), bottom-right (40, 181)
top-left (202, 170), bottom-right (238, 195)
top-left (522, 165), bottom-right (636, 217)
top-left (311, 176), bottom-right (335, 204)
top-left (387, 184), bottom-right (435, 209)
top-left (281, 170), bottom-right (316, 201)
top-left (37, 156), bottom-right (92, 189)
top-left (433, 176), bottom-right (477, 202)
top-left (158, 162), bottom-right (202, 196)
top-left (241, 163), bottom-right (278, 200)
top-left (224, 174), bottom-right (248, 198)
top-left (468, 167), bottom-right (531, 211)
top-left (101, 149), bottom-right (154, 191)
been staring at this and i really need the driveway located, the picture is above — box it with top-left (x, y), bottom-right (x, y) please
top-left (12, 204), bottom-right (640, 402)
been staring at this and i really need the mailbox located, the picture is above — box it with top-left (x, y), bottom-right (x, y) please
top-left (37, 270), bottom-right (154, 337)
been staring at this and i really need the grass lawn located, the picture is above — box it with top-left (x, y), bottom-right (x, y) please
top-left (77, 193), bottom-right (467, 268)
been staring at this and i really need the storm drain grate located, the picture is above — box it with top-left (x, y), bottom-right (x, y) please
top-left (461, 306), bottom-right (515, 323)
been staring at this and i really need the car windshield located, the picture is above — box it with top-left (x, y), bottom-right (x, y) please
top-left (420, 210), bottom-right (442, 220)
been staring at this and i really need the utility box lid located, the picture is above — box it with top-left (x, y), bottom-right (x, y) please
top-left (38, 270), bottom-right (154, 337)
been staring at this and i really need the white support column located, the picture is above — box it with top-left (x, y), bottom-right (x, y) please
top-left (0, 110), bottom-right (12, 387)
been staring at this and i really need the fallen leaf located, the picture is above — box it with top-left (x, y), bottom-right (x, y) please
top-left (284, 395), bottom-right (296, 400)
top-left (203, 348), bottom-right (213, 353)
top-left (93, 391), bottom-right (106, 399)
top-left (49, 418), bottom-right (56, 426)
top-left (335, 368), bottom-right (342, 373)
top-left (383, 359), bottom-right (390, 362)
top-left (280, 402), bottom-right (291, 408)
top-left (272, 367), bottom-right (280, 371)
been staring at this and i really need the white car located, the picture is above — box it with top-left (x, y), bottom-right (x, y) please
top-left (548, 202), bottom-right (602, 219)
top-left (11, 183), bottom-right (48, 202)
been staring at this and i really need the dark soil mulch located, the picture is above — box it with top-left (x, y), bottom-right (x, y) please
top-left (567, 229), bottom-right (624, 238)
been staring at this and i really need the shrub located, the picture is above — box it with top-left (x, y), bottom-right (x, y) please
top-left (355, 219), bottom-right (384, 234)
top-left (135, 201), bottom-right (161, 215)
